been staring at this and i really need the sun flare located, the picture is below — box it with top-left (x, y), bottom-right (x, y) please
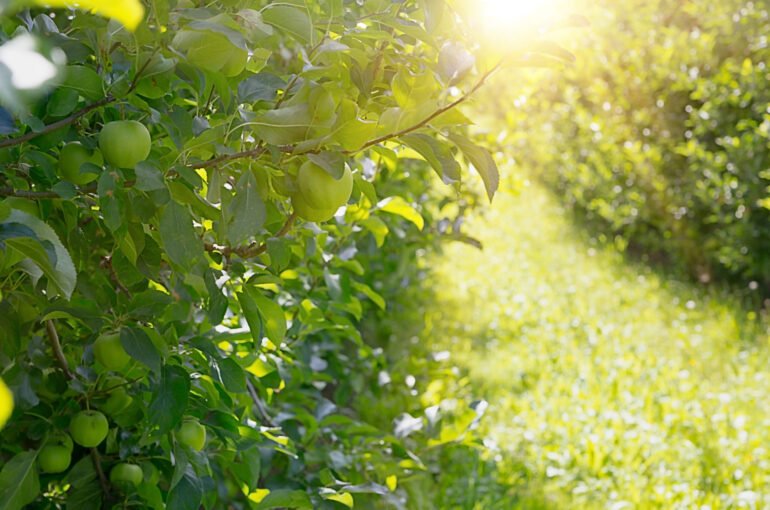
top-left (476, 0), bottom-right (559, 40)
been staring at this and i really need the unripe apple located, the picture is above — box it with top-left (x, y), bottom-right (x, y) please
top-left (39, 444), bottom-right (72, 473)
top-left (100, 386), bottom-right (133, 416)
top-left (291, 193), bottom-right (338, 222)
top-left (110, 462), bottom-right (143, 487)
top-left (99, 120), bottom-right (151, 169)
top-left (47, 431), bottom-right (74, 452)
top-left (58, 142), bottom-right (103, 184)
top-left (172, 17), bottom-right (247, 77)
top-left (93, 332), bottom-right (131, 371)
top-left (297, 161), bottom-right (353, 210)
top-left (69, 410), bottom-right (109, 447)
top-left (177, 418), bottom-right (206, 451)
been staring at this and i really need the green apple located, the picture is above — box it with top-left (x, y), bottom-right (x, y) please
top-left (70, 410), bottom-right (109, 447)
top-left (297, 161), bottom-right (353, 210)
top-left (177, 418), bottom-right (206, 451)
top-left (100, 386), bottom-right (133, 416)
top-left (99, 120), bottom-right (151, 169)
top-left (47, 431), bottom-right (74, 452)
top-left (172, 17), bottom-right (247, 77)
top-left (110, 462), bottom-right (143, 487)
top-left (39, 444), bottom-right (72, 473)
top-left (291, 193), bottom-right (338, 222)
top-left (58, 142), bottom-right (103, 184)
top-left (93, 332), bottom-right (131, 371)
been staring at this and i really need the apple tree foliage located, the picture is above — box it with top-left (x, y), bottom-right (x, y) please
top-left (0, 0), bottom-right (576, 507)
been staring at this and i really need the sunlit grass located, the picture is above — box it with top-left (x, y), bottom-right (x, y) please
top-left (424, 178), bottom-right (770, 508)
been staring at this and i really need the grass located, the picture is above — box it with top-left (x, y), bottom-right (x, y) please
top-left (421, 178), bottom-right (770, 509)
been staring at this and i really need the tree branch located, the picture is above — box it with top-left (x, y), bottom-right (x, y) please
top-left (189, 146), bottom-right (267, 170)
top-left (90, 448), bottom-right (111, 497)
top-left (0, 55), bottom-right (154, 150)
top-left (342, 63), bottom-right (501, 154)
top-left (0, 187), bottom-right (62, 199)
top-left (0, 65), bottom-right (500, 198)
top-left (0, 96), bottom-right (114, 150)
top-left (45, 320), bottom-right (75, 380)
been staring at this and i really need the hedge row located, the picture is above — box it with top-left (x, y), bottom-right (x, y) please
top-left (497, 0), bottom-right (770, 292)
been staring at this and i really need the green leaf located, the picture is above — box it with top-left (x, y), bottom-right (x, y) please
top-left (359, 216), bottom-right (389, 247)
top-left (226, 169), bottom-right (266, 246)
top-left (377, 197), bottom-right (424, 230)
top-left (159, 201), bottom-right (203, 269)
top-left (392, 70), bottom-right (439, 109)
top-left (64, 456), bottom-right (97, 488)
top-left (401, 133), bottom-right (461, 183)
top-left (59, 65), bottom-right (104, 101)
top-left (167, 472), bottom-right (203, 510)
top-left (255, 489), bottom-right (312, 510)
top-left (121, 327), bottom-right (161, 373)
top-left (135, 161), bottom-right (166, 191)
top-left (137, 483), bottom-right (164, 510)
top-left (0, 451), bottom-right (39, 510)
top-left (246, 286), bottom-right (286, 345)
top-left (4, 210), bottom-right (77, 299)
top-left (230, 445), bottom-right (261, 491)
top-left (447, 134), bottom-right (499, 201)
top-left (237, 290), bottom-right (263, 345)
top-left (216, 357), bottom-right (247, 393)
top-left (351, 281), bottom-right (386, 310)
top-left (238, 73), bottom-right (286, 103)
top-left (204, 269), bottom-right (227, 325)
top-left (322, 491), bottom-right (354, 508)
top-left (65, 480), bottom-right (102, 510)
top-left (149, 364), bottom-right (190, 435)
top-left (261, 4), bottom-right (313, 44)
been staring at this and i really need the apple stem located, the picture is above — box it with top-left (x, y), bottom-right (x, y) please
top-left (45, 320), bottom-right (75, 380)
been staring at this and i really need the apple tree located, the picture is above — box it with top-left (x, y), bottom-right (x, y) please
top-left (0, 0), bottom-right (577, 507)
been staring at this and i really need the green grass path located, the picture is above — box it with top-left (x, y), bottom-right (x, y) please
top-left (426, 180), bottom-right (770, 509)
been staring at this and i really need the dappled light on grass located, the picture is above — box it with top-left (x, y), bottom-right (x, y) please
top-left (425, 180), bottom-right (770, 508)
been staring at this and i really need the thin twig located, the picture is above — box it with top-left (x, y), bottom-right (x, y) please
top-left (45, 320), bottom-right (74, 380)
top-left (247, 379), bottom-right (276, 427)
top-left (0, 55), bottom-right (153, 150)
top-left (342, 63), bottom-right (502, 154)
top-left (0, 97), bottom-right (113, 150)
top-left (189, 146), bottom-right (267, 170)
